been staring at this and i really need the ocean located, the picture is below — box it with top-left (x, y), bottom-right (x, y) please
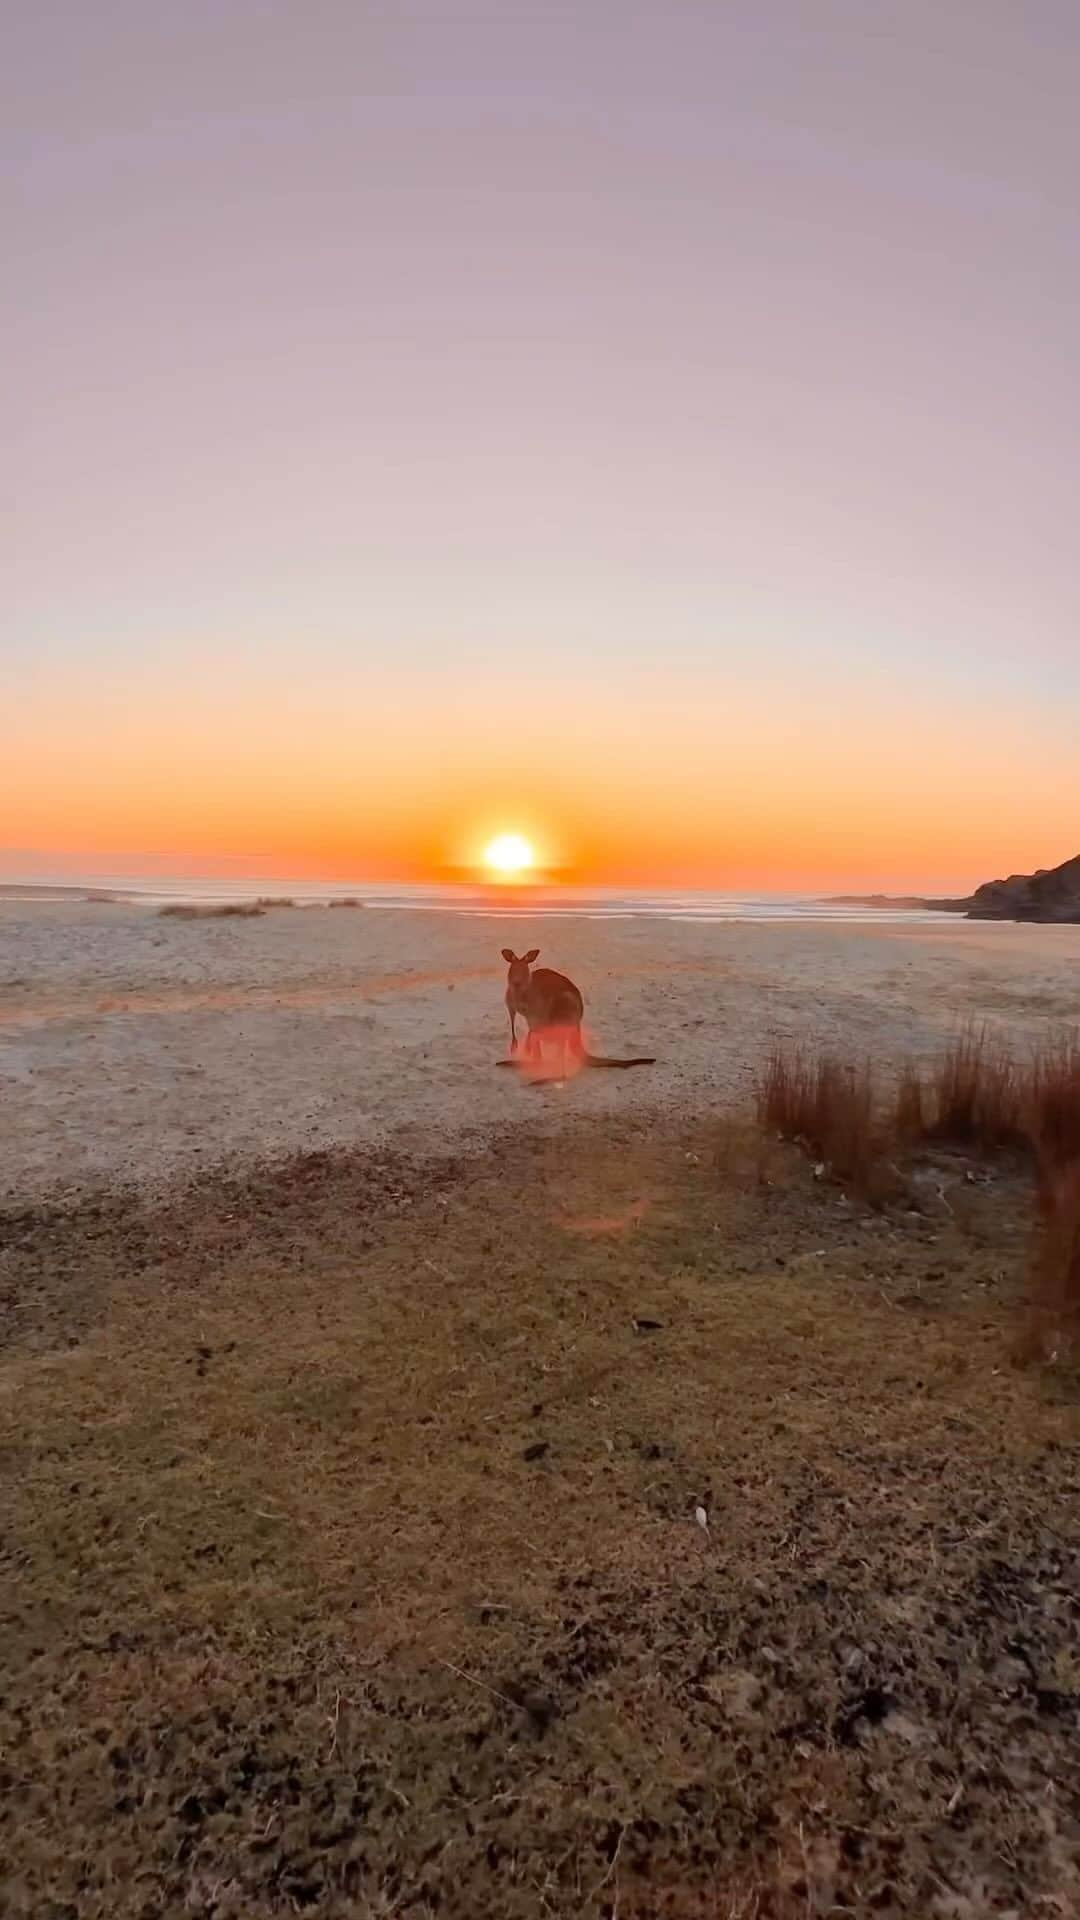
top-left (1, 875), bottom-right (961, 924)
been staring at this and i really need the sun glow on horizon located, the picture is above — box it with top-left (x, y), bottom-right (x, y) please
top-left (483, 832), bottom-right (535, 877)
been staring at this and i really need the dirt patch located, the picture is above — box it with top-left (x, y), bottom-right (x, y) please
top-left (2, 1119), bottom-right (1078, 1915)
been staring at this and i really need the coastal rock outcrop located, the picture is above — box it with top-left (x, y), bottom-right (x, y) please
top-left (963, 853), bottom-right (1080, 923)
top-left (828, 854), bottom-right (1080, 921)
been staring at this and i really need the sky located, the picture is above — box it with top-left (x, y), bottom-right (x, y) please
top-left (5, 0), bottom-right (1079, 892)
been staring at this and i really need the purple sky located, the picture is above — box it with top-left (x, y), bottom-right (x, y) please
top-left (6, 2), bottom-right (1079, 886)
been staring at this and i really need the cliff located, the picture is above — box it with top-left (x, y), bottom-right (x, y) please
top-left (964, 853), bottom-right (1080, 923)
top-left (825, 854), bottom-right (1080, 922)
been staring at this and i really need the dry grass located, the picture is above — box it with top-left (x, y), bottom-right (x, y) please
top-left (756, 1050), bottom-right (900, 1202)
top-left (760, 1028), bottom-right (1080, 1178)
top-left (1029, 1036), bottom-right (1080, 1178)
top-left (906, 1027), bottom-right (1080, 1166)
top-left (920, 1027), bottom-right (1025, 1151)
top-left (327, 895), bottom-right (364, 908)
top-left (1025, 1042), bottom-right (1080, 1351)
top-left (1023, 1163), bottom-right (1080, 1362)
top-left (917, 1033), bottom-right (1080, 1345)
top-left (158, 902), bottom-right (266, 919)
top-left (760, 1029), bottom-right (1080, 1355)
top-left (253, 895), bottom-right (297, 907)
top-left (2, 1116), bottom-right (1077, 1916)
top-left (893, 1062), bottom-right (927, 1143)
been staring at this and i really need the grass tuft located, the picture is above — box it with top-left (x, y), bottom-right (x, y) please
top-left (158, 902), bottom-right (266, 919)
top-left (1028, 1037), bottom-right (1080, 1181)
top-left (760, 1029), bottom-right (1080, 1356)
top-left (1024, 1162), bottom-right (1080, 1360)
top-left (894, 1064), bottom-right (927, 1143)
top-left (922, 1027), bottom-right (1025, 1151)
top-left (757, 1050), bottom-right (897, 1201)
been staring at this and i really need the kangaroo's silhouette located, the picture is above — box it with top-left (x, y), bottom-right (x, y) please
top-left (500, 949), bottom-right (655, 1073)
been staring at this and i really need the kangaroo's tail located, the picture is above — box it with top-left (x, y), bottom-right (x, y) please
top-left (581, 1053), bottom-right (656, 1069)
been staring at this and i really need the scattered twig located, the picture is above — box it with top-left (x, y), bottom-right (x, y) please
top-left (325, 1686), bottom-right (341, 1761)
top-left (590, 1823), bottom-right (626, 1912)
top-left (434, 1658), bottom-right (520, 1714)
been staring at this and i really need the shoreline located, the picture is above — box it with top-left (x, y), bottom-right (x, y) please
top-left (1, 878), bottom-right (971, 919)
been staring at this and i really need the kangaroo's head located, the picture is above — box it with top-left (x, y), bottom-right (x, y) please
top-left (502, 947), bottom-right (539, 993)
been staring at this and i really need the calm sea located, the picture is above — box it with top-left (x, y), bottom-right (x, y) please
top-left (2, 875), bottom-right (960, 925)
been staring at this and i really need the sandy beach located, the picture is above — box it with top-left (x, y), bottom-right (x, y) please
top-left (2, 897), bottom-right (1077, 1199)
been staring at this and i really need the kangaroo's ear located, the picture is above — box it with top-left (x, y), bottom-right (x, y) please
top-left (524, 948), bottom-right (540, 964)
top-left (501, 948), bottom-right (516, 963)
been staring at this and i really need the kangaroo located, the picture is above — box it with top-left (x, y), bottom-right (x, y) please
top-left (500, 949), bottom-right (655, 1070)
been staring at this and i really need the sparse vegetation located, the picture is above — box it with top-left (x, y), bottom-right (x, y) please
top-left (1026, 1163), bottom-right (1080, 1358)
top-left (1029, 1036), bottom-right (1080, 1179)
top-left (920, 1027), bottom-right (1025, 1150)
top-left (758, 1027), bottom-right (1080, 1352)
top-left (756, 1049), bottom-right (897, 1201)
top-left (158, 902), bottom-right (265, 919)
top-left (3, 1116), bottom-right (1078, 1916)
top-left (327, 895), bottom-right (364, 907)
top-left (253, 895), bottom-right (297, 908)
top-left (893, 1060), bottom-right (927, 1143)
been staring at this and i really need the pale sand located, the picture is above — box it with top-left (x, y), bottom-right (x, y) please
top-left (1, 899), bottom-right (1077, 1199)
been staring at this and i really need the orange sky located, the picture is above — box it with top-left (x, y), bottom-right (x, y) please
top-left (8, 5), bottom-right (1079, 896)
top-left (5, 647), bottom-right (1077, 892)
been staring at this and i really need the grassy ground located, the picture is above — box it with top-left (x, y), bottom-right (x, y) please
top-left (2, 1115), bottom-right (1079, 1917)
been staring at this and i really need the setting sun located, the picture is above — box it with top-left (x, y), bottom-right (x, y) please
top-left (484, 832), bottom-right (535, 876)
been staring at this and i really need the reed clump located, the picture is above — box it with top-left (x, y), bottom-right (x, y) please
top-left (757, 1027), bottom-right (1080, 1353)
